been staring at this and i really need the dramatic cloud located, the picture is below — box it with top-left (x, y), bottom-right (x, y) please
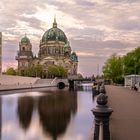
top-left (0, 0), bottom-right (140, 76)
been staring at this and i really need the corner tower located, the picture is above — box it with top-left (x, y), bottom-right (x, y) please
top-left (16, 35), bottom-right (33, 74)
top-left (0, 32), bottom-right (2, 75)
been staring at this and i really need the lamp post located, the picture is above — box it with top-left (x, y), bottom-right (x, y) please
top-left (133, 57), bottom-right (136, 87)
top-left (135, 64), bottom-right (136, 84)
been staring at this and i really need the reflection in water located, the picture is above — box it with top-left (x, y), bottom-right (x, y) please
top-left (2, 89), bottom-right (95, 140)
top-left (17, 91), bottom-right (77, 140)
top-left (17, 96), bottom-right (34, 130)
top-left (38, 91), bottom-right (77, 140)
top-left (76, 84), bottom-right (93, 92)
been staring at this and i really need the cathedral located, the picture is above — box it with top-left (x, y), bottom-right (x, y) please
top-left (16, 18), bottom-right (78, 77)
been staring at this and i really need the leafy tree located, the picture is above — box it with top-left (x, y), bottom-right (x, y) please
top-left (57, 65), bottom-right (68, 77)
top-left (17, 64), bottom-right (67, 78)
top-left (18, 64), bottom-right (44, 78)
top-left (123, 47), bottom-right (140, 75)
top-left (48, 65), bottom-right (68, 78)
top-left (103, 54), bottom-right (123, 84)
top-left (102, 47), bottom-right (140, 84)
top-left (35, 64), bottom-right (44, 77)
top-left (6, 67), bottom-right (16, 75)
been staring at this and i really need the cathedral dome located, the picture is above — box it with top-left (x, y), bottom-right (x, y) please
top-left (21, 34), bottom-right (30, 44)
top-left (41, 18), bottom-right (67, 43)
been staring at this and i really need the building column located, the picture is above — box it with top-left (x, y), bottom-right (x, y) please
top-left (0, 32), bottom-right (2, 75)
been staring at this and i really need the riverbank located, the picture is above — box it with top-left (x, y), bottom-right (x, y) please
top-left (106, 85), bottom-right (140, 140)
top-left (0, 75), bottom-right (69, 94)
top-left (0, 75), bottom-right (40, 92)
top-left (0, 75), bottom-right (39, 85)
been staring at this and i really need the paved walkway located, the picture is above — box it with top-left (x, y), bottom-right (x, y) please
top-left (106, 85), bottom-right (140, 140)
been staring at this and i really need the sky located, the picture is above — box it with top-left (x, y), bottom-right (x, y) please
top-left (0, 0), bottom-right (140, 76)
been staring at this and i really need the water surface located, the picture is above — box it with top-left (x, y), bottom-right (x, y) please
top-left (0, 88), bottom-right (96, 140)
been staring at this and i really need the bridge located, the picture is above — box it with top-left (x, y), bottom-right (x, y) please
top-left (68, 77), bottom-right (94, 90)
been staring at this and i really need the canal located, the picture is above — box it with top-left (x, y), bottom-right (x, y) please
top-left (0, 86), bottom-right (96, 140)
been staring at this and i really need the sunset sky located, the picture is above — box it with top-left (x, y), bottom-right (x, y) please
top-left (0, 0), bottom-right (140, 76)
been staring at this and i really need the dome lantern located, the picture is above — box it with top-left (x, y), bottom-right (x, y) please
top-left (53, 16), bottom-right (57, 28)
top-left (41, 18), bottom-right (68, 43)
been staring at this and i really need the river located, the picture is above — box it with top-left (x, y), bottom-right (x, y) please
top-left (0, 85), bottom-right (97, 140)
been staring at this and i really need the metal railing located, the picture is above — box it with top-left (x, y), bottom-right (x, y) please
top-left (92, 84), bottom-right (113, 140)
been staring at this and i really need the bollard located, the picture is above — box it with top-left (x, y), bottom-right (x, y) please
top-left (68, 79), bottom-right (74, 91)
top-left (92, 93), bottom-right (113, 140)
top-left (96, 83), bottom-right (100, 95)
top-left (99, 84), bottom-right (106, 94)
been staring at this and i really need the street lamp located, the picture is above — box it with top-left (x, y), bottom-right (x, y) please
top-left (122, 61), bottom-right (125, 77)
top-left (133, 57), bottom-right (137, 87)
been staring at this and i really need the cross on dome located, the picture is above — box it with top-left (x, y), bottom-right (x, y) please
top-left (53, 15), bottom-right (57, 28)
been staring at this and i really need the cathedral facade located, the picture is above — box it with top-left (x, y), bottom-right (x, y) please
top-left (16, 18), bottom-right (78, 77)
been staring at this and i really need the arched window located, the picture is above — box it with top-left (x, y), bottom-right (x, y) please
top-left (22, 47), bottom-right (25, 51)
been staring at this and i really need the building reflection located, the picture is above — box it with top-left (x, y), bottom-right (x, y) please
top-left (17, 96), bottom-right (34, 130)
top-left (70, 91), bottom-right (77, 115)
top-left (17, 91), bottom-right (77, 140)
top-left (38, 91), bottom-right (77, 140)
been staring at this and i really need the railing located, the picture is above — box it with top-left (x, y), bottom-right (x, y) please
top-left (99, 122), bottom-right (103, 140)
top-left (92, 84), bottom-right (113, 140)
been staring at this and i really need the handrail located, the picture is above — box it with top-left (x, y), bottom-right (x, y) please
top-left (50, 77), bottom-right (58, 85)
top-left (91, 84), bottom-right (113, 140)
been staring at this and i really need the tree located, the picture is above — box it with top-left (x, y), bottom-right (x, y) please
top-left (48, 65), bottom-right (68, 78)
top-left (57, 65), bottom-right (68, 78)
top-left (48, 65), bottom-right (59, 78)
top-left (102, 54), bottom-right (123, 84)
top-left (18, 64), bottom-right (44, 78)
top-left (6, 67), bottom-right (16, 75)
top-left (123, 47), bottom-right (140, 75)
top-left (102, 47), bottom-right (140, 84)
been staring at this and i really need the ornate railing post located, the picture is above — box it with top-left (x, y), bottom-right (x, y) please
top-left (99, 83), bottom-right (106, 94)
top-left (68, 79), bottom-right (74, 91)
top-left (92, 93), bottom-right (113, 140)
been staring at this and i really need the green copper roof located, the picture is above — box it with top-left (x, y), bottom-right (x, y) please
top-left (70, 52), bottom-right (78, 61)
top-left (21, 35), bottom-right (30, 44)
top-left (42, 27), bottom-right (67, 43)
top-left (64, 41), bottom-right (70, 48)
top-left (42, 18), bottom-right (67, 43)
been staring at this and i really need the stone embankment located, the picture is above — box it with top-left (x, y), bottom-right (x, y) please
top-left (0, 75), bottom-right (40, 91)
top-left (0, 75), bottom-right (68, 91)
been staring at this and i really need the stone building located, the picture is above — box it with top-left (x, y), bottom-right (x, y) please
top-left (16, 18), bottom-right (78, 77)
top-left (0, 32), bottom-right (2, 75)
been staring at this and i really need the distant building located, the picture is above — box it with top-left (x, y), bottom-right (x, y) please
top-left (16, 18), bottom-right (78, 77)
top-left (124, 74), bottom-right (140, 87)
top-left (0, 32), bottom-right (2, 75)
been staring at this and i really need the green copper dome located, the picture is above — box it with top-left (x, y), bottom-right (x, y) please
top-left (42, 18), bottom-right (67, 43)
top-left (21, 35), bottom-right (30, 44)
top-left (70, 52), bottom-right (78, 61)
